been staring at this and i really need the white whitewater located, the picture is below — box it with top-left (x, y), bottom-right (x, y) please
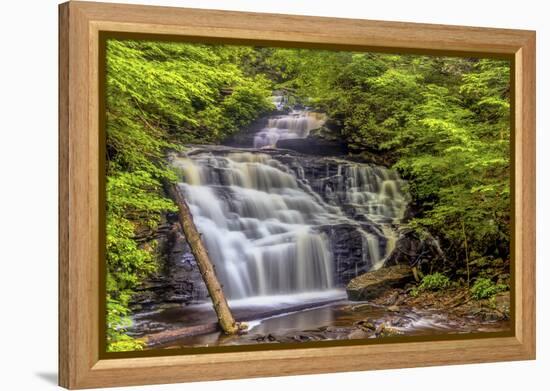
top-left (253, 110), bottom-right (326, 148)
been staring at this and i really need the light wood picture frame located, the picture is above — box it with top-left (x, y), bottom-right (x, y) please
top-left (59, 1), bottom-right (536, 389)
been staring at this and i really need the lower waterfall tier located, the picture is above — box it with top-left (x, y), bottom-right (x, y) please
top-left (171, 147), bottom-right (409, 300)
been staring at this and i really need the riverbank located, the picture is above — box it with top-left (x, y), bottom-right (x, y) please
top-left (372, 286), bottom-right (510, 321)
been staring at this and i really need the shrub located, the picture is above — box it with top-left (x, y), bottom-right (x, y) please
top-left (420, 273), bottom-right (451, 290)
top-left (470, 278), bottom-right (507, 300)
top-left (411, 273), bottom-right (451, 296)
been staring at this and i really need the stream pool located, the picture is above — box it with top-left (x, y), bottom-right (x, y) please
top-left (130, 290), bottom-right (510, 349)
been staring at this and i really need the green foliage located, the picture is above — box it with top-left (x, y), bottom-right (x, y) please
top-left (106, 295), bottom-right (145, 352)
top-left (105, 171), bottom-right (176, 351)
top-left (266, 50), bottom-right (510, 273)
top-left (411, 273), bottom-right (451, 296)
top-left (105, 39), bottom-right (274, 351)
top-left (106, 40), bottom-right (273, 146)
top-left (221, 77), bottom-right (274, 130)
top-left (470, 278), bottom-right (508, 300)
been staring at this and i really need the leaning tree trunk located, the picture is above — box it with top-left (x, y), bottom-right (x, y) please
top-left (170, 185), bottom-right (241, 335)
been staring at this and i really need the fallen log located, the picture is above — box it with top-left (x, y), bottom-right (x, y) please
top-left (169, 184), bottom-right (241, 335)
top-left (145, 323), bottom-right (220, 347)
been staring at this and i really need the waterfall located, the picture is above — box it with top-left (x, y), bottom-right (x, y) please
top-left (172, 104), bottom-right (408, 301)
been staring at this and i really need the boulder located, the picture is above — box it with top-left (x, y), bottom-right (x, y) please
top-left (346, 264), bottom-right (414, 301)
top-left (348, 328), bottom-right (372, 340)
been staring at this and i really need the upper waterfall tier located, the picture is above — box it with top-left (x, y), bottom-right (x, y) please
top-left (253, 110), bottom-right (326, 149)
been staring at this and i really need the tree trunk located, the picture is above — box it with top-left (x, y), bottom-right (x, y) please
top-left (169, 184), bottom-right (241, 335)
top-left (460, 218), bottom-right (471, 288)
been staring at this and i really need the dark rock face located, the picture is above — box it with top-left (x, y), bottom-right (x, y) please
top-left (384, 227), bottom-right (447, 274)
top-left (319, 224), bottom-right (386, 285)
top-left (346, 264), bottom-right (414, 301)
top-left (130, 217), bottom-right (207, 312)
top-left (276, 136), bottom-right (348, 156)
top-left (222, 116), bottom-right (271, 147)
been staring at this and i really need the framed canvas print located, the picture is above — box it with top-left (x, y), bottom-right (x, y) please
top-left (58, 1), bottom-right (536, 389)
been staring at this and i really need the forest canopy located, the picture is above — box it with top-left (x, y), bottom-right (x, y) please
top-left (104, 39), bottom-right (510, 351)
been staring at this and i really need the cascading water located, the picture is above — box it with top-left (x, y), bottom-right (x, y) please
top-left (343, 164), bottom-right (408, 223)
top-left (270, 95), bottom-right (287, 111)
top-left (173, 153), bottom-right (335, 299)
top-left (172, 100), bottom-right (408, 302)
top-left (253, 110), bottom-right (326, 148)
top-left (323, 162), bottom-right (408, 270)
